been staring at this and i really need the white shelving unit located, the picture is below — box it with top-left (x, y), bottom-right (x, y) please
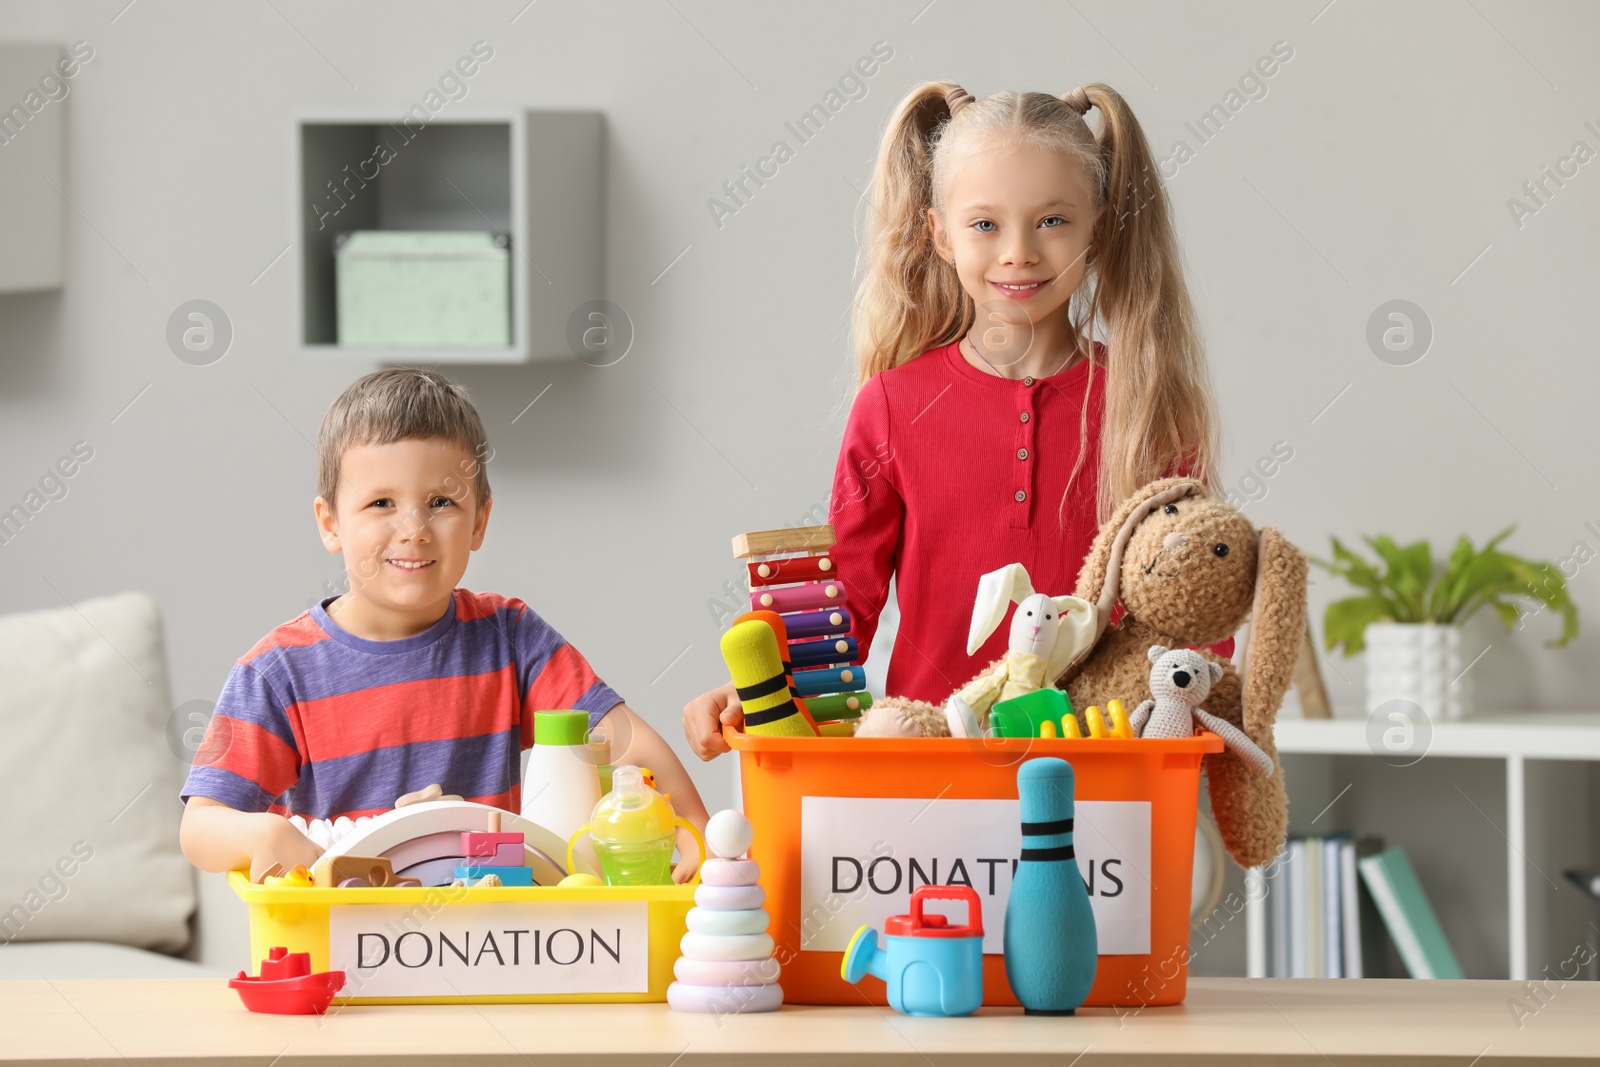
top-left (1247, 711), bottom-right (1600, 980)
top-left (290, 109), bottom-right (603, 364)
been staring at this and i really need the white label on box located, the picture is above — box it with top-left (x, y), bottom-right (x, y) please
top-left (798, 796), bottom-right (1150, 956)
top-left (327, 901), bottom-right (650, 997)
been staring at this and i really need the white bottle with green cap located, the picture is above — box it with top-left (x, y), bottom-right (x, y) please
top-left (522, 710), bottom-right (602, 854)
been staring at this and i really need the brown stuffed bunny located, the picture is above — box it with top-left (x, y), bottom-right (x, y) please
top-left (1059, 477), bottom-right (1306, 869)
top-left (856, 476), bottom-right (1307, 871)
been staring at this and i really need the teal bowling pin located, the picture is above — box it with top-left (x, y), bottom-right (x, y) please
top-left (1004, 757), bottom-right (1098, 1014)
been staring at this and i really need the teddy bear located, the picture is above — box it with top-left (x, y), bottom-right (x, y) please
top-left (854, 476), bottom-right (1307, 871)
top-left (1133, 645), bottom-right (1275, 778)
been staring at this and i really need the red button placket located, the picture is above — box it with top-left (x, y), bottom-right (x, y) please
top-left (1010, 377), bottom-right (1037, 530)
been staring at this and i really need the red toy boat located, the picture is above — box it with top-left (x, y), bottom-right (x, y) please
top-left (230, 946), bottom-right (346, 1014)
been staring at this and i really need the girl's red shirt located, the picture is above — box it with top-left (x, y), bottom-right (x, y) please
top-left (827, 339), bottom-right (1230, 705)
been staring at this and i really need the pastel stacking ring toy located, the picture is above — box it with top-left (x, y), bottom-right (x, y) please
top-left (699, 858), bottom-right (761, 887)
top-left (666, 810), bottom-right (784, 1014)
top-left (673, 957), bottom-right (779, 986)
top-left (695, 883), bottom-right (765, 910)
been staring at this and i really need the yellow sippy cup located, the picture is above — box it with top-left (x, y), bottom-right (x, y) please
top-left (566, 765), bottom-right (705, 886)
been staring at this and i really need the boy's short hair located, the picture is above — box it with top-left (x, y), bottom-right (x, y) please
top-left (317, 368), bottom-right (491, 513)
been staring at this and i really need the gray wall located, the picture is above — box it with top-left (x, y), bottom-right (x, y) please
top-left (3, 1), bottom-right (1597, 970)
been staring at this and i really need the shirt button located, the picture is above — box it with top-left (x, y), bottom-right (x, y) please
top-left (1023, 376), bottom-right (1035, 386)
top-left (1019, 411), bottom-right (1030, 423)
top-left (1015, 490), bottom-right (1027, 502)
top-left (1017, 448), bottom-right (1029, 460)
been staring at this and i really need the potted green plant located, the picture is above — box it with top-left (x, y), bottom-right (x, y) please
top-left (1313, 527), bottom-right (1578, 720)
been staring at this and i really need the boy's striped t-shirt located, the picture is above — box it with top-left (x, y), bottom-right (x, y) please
top-left (179, 588), bottom-right (623, 821)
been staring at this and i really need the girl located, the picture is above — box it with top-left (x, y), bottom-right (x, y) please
top-left (685, 81), bottom-right (1222, 757)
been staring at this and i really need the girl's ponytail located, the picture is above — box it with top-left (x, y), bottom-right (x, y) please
top-left (850, 81), bottom-right (972, 386)
top-left (1070, 83), bottom-right (1219, 522)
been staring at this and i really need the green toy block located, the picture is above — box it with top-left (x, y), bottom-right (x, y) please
top-left (989, 688), bottom-right (1075, 739)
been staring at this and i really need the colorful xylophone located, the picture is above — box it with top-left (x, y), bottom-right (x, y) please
top-left (730, 525), bottom-right (871, 735)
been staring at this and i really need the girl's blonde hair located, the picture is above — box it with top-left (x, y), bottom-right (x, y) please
top-left (850, 81), bottom-right (1219, 524)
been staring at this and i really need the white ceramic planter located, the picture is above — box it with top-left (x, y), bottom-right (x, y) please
top-left (1363, 621), bottom-right (1471, 721)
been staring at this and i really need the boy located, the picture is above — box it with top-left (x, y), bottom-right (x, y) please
top-left (179, 369), bottom-right (708, 882)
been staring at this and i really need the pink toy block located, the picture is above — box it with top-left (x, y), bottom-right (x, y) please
top-left (472, 842), bottom-right (524, 867)
top-left (461, 831), bottom-right (523, 857)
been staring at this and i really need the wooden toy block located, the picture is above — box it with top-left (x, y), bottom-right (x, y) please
top-left (312, 854), bottom-right (396, 889)
top-left (454, 864), bottom-right (533, 886)
top-left (749, 580), bottom-right (847, 614)
top-left (746, 554), bottom-right (836, 586)
top-left (460, 831), bottom-right (524, 857)
top-left (394, 782), bottom-right (464, 807)
top-left (731, 525), bottom-right (836, 559)
top-left (478, 842), bottom-right (527, 866)
top-left (782, 607), bottom-right (853, 639)
top-left (788, 635), bottom-right (860, 669)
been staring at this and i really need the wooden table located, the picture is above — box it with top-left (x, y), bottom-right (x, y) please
top-left (3, 977), bottom-right (1597, 1064)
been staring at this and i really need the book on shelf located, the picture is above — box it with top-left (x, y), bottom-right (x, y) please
top-left (1322, 835), bottom-right (1343, 978)
top-left (1358, 846), bottom-right (1464, 979)
top-left (1260, 832), bottom-right (1389, 977)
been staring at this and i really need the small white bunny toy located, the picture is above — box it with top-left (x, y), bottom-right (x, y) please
top-left (1132, 645), bottom-right (1274, 777)
top-left (944, 563), bottom-right (1097, 738)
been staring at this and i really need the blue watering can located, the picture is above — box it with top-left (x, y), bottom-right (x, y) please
top-left (840, 884), bottom-right (985, 1017)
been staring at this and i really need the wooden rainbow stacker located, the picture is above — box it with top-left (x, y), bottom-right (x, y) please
top-left (731, 524), bottom-right (870, 735)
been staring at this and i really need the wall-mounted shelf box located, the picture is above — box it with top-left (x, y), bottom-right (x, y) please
top-left (291, 109), bottom-right (602, 364)
top-left (0, 43), bottom-right (68, 293)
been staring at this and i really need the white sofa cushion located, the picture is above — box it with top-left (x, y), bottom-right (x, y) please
top-left (0, 592), bottom-right (195, 953)
top-left (0, 940), bottom-right (228, 980)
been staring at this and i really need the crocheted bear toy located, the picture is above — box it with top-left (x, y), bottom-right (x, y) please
top-left (1133, 645), bottom-right (1275, 778)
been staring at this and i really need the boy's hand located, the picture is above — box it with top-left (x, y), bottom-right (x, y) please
top-left (181, 796), bottom-right (325, 878)
top-left (249, 813), bottom-right (325, 882)
top-left (683, 680), bottom-right (742, 760)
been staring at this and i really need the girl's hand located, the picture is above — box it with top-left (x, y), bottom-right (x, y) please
top-left (683, 680), bottom-right (742, 761)
top-left (671, 824), bottom-right (704, 884)
top-left (248, 813), bottom-right (325, 882)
